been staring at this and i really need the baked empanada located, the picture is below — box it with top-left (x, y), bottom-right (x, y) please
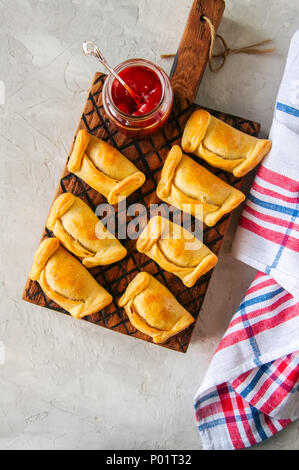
top-left (46, 193), bottom-right (127, 268)
top-left (29, 237), bottom-right (112, 319)
top-left (156, 145), bottom-right (245, 227)
top-left (119, 272), bottom-right (194, 344)
top-left (68, 129), bottom-right (145, 204)
top-left (137, 216), bottom-right (218, 287)
top-left (182, 109), bottom-right (271, 177)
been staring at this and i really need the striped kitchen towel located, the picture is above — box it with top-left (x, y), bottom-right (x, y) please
top-left (194, 31), bottom-right (299, 450)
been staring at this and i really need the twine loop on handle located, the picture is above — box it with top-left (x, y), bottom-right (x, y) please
top-left (161, 16), bottom-right (275, 72)
top-left (201, 15), bottom-right (275, 72)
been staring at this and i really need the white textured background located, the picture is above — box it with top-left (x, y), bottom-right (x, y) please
top-left (0, 0), bottom-right (298, 450)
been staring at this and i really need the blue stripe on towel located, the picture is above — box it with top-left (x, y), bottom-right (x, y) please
top-left (248, 194), bottom-right (299, 217)
top-left (276, 102), bottom-right (299, 118)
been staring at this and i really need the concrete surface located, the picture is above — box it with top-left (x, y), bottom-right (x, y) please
top-left (0, 0), bottom-right (298, 450)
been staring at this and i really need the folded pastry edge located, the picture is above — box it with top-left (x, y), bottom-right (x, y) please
top-left (68, 129), bottom-right (91, 173)
top-left (136, 215), bottom-right (162, 253)
top-left (118, 272), bottom-right (195, 344)
top-left (136, 215), bottom-right (218, 287)
top-left (29, 237), bottom-right (60, 281)
top-left (82, 244), bottom-right (128, 268)
top-left (46, 193), bottom-right (76, 231)
top-left (107, 171), bottom-right (146, 205)
top-left (204, 188), bottom-right (245, 227)
top-left (119, 272), bottom-right (150, 307)
top-left (233, 139), bottom-right (272, 177)
top-left (39, 269), bottom-right (112, 319)
top-left (182, 109), bottom-right (211, 153)
top-left (196, 142), bottom-right (245, 172)
top-left (182, 253), bottom-right (218, 287)
top-left (156, 145), bottom-right (183, 199)
top-left (29, 237), bottom-right (113, 319)
top-left (157, 147), bottom-right (245, 226)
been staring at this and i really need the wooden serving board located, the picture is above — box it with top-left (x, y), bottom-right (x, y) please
top-left (23, 0), bottom-right (260, 353)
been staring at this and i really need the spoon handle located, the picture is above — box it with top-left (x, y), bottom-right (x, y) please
top-left (82, 41), bottom-right (139, 104)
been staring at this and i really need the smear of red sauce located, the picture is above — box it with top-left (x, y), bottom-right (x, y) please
top-left (111, 66), bottom-right (163, 116)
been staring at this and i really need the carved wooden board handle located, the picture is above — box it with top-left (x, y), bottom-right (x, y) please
top-left (170, 0), bottom-right (225, 105)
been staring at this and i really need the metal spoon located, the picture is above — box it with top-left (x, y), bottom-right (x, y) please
top-left (82, 41), bottom-right (140, 105)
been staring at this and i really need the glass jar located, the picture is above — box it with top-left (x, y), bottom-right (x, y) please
top-left (102, 58), bottom-right (174, 138)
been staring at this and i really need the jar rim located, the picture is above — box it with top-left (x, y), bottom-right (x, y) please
top-left (103, 58), bottom-right (167, 122)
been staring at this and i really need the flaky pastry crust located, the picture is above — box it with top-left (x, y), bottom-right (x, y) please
top-left (156, 145), bottom-right (245, 226)
top-left (29, 238), bottom-right (112, 319)
top-left (68, 129), bottom-right (145, 204)
top-left (137, 216), bottom-right (218, 287)
top-left (119, 272), bottom-right (194, 344)
top-left (46, 193), bottom-right (127, 267)
top-left (182, 110), bottom-right (271, 177)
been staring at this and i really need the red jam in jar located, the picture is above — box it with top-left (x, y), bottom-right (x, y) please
top-left (111, 66), bottom-right (163, 116)
top-left (103, 59), bottom-right (174, 137)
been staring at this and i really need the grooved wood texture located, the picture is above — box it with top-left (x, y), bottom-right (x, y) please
top-left (171, 0), bottom-right (225, 104)
top-left (22, 72), bottom-right (260, 353)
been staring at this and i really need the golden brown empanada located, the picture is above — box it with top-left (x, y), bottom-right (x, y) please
top-left (68, 129), bottom-right (145, 204)
top-left (182, 109), bottom-right (271, 177)
top-left (156, 145), bottom-right (245, 227)
top-left (137, 216), bottom-right (218, 287)
top-left (29, 237), bottom-right (112, 319)
top-left (46, 193), bottom-right (127, 268)
top-left (119, 272), bottom-right (194, 344)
